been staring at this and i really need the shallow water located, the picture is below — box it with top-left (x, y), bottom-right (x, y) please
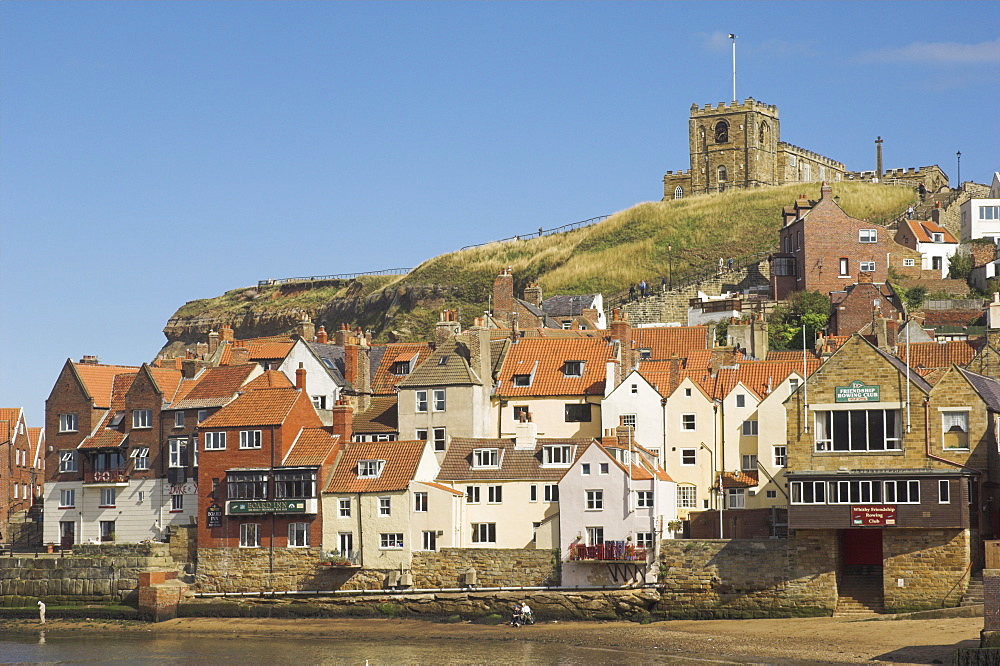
top-left (0, 633), bottom-right (716, 665)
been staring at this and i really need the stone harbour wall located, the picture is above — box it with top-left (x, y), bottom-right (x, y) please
top-left (196, 547), bottom-right (394, 593)
top-left (883, 528), bottom-right (970, 612)
top-left (657, 533), bottom-right (838, 617)
top-left (412, 548), bottom-right (559, 589)
top-left (0, 543), bottom-right (176, 603)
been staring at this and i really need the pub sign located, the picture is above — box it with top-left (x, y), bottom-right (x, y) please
top-left (206, 504), bottom-right (223, 528)
top-left (228, 499), bottom-right (307, 515)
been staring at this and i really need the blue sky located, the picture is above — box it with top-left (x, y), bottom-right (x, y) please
top-left (2, 1), bottom-right (998, 424)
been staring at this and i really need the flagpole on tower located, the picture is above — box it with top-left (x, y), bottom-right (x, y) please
top-left (729, 34), bottom-right (738, 102)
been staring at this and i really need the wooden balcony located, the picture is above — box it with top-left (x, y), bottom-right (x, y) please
top-left (568, 541), bottom-right (648, 562)
top-left (84, 468), bottom-right (129, 485)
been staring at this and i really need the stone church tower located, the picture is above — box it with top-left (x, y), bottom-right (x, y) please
top-left (663, 97), bottom-right (846, 200)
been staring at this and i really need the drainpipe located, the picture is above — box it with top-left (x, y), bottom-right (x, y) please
top-left (357, 492), bottom-right (364, 565)
top-left (269, 425), bottom-right (276, 579)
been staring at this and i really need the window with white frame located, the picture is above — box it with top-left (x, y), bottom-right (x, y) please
top-left (131, 447), bottom-right (150, 471)
top-left (789, 378), bottom-right (800, 394)
top-left (620, 415), bottom-right (637, 431)
top-left (338, 497), bottom-right (351, 517)
top-left (311, 395), bottom-right (328, 410)
top-left (357, 459), bottom-right (385, 478)
top-left (859, 229), bottom-right (877, 243)
top-left (512, 374), bottom-right (531, 387)
top-left (204, 432), bottom-right (226, 450)
top-left (227, 473), bottom-right (267, 500)
top-left (563, 361), bottom-right (584, 377)
top-left (830, 479), bottom-right (883, 504)
top-left (132, 409), bottom-right (152, 429)
top-left (581, 463), bottom-right (591, 475)
top-left (197, 409), bottom-right (208, 423)
top-left (727, 488), bottom-right (746, 509)
top-left (860, 261), bottom-right (876, 272)
top-left (942, 410), bottom-right (970, 450)
top-left (59, 450), bottom-right (78, 473)
top-left (586, 526), bottom-right (604, 545)
top-left (59, 489), bottom-right (75, 508)
top-left (903, 258), bottom-right (915, 266)
top-left (168, 439), bottom-right (186, 468)
top-left (677, 484), bottom-right (697, 508)
top-left (99, 487), bottom-right (116, 507)
top-left (741, 420), bottom-right (758, 436)
top-left (680, 448), bottom-right (696, 465)
top-left (472, 448), bottom-right (499, 468)
top-left (378, 496), bottom-right (391, 516)
top-left (174, 411), bottom-right (185, 428)
top-left (564, 403), bottom-right (591, 422)
top-left (529, 484), bottom-right (538, 502)
top-left (543, 445), bottom-right (573, 466)
top-left (585, 489), bottom-right (603, 510)
top-left (433, 427), bottom-right (447, 452)
top-left (635, 491), bottom-right (653, 508)
top-left (773, 446), bottom-right (787, 467)
top-left (414, 492), bottom-right (428, 512)
top-left (415, 390), bottom-right (428, 413)
top-left (599, 462), bottom-right (609, 475)
top-left (415, 428), bottom-right (428, 441)
top-left (883, 479), bottom-right (920, 503)
top-left (814, 410), bottom-right (901, 451)
top-left (288, 522), bottom-right (310, 547)
top-left (472, 523), bottom-right (496, 544)
top-left (433, 389), bottom-right (446, 411)
top-left (487, 485), bottom-right (503, 503)
top-left (939, 479), bottom-right (951, 503)
top-left (980, 205), bottom-right (1000, 220)
top-left (466, 485), bottom-right (480, 504)
top-left (741, 454), bottom-right (758, 471)
top-left (681, 414), bottom-right (696, 431)
top-left (422, 531), bottom-right (437, 551)
top-left (684, 388), bottom-right (692, 397)
top-left (735, 394), bottom-right (745, 407)
top-left (380, 533), bottom-right (404, 549)
top-left (240, 430), bottom-right (262, 449)
top-left (635, 532), bottom-right (655, 549)
top-left (59, 413), bottom-right (78, 432)
top-left (544, 484), bottom-right (559, 502)
top-left (171, 494), bottom-right (183, 512)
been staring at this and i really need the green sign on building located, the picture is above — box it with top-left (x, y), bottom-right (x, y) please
top-left (835, 380), bottom-right (880, 403)
top-left (228, 500), bottom-right (307, 515)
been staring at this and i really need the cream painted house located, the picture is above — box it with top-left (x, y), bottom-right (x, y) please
top-left (559, 436), bottom-right (676, 587)
top-left (661, 376), bottom-right (718, 520)
top-left (322, 440), bottom-right (460, 573)
top-left (436, 421), bottom-right (589, 549)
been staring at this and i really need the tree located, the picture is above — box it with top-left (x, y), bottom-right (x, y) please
top-left (768, 291), bottom-right (831, 350)
top-left (947, 251), bottom-right (974, 280)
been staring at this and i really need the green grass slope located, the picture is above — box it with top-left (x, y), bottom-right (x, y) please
top-left (167, 182), bottom-right (914, 342)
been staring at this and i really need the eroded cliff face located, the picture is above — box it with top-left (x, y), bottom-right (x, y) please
top-left (160, 282), bottom-right (464, 356)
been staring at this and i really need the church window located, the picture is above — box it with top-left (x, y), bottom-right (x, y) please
top-left (714, 121), bottom-right (729, 144)
top-left (803, 163), bottom-right (811, 181)
top-left (673, 185), bottom-right (684, 199)
top-left (759, 121), bottom-right (768, 145)
top-left (789, 155), bottom-right (797, 167)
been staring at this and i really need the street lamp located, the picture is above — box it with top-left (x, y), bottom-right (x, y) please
top-left (668, 244), bottom-right (673, 291)
top-left (956, 151), bottom-right (962, 191)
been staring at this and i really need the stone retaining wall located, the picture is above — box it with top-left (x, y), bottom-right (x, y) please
top-left (657, 534), bottom-right (838, 617)
top-left (196, 547), bottom-right (393, 593)
top-left (884, 528), bottom-right (970, 612)
top-left (0, 543), bottom-right (176, 603)
top-left (412, 548), bottom-right (559, 588)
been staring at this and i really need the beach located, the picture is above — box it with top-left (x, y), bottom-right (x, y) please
top-left (0, 613), bottom-right (984, 663)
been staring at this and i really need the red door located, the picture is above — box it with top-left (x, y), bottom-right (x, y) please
top-left (842, 528), bottom-right (883, 566)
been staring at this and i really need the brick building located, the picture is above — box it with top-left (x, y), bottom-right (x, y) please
top-left (829, 275), bottom-right (904, 337)
top-left (770, 183), bottom-right (924, 300)
top-left (0, 408), bottom-right (41, 543)
top-left (784, 334), bottom-right (999, 612)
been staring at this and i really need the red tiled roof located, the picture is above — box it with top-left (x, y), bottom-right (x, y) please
top-left (683, 359), bottom-right (820, 400)
top-left (324, 440), bottom-right (427, 493)
top-left (79, 430), bottom-right (127, 449)
top-left (244, 370), bottom-right (294, 390)
top-left (239, 341), bottom-right (295, 360)
top-left (496, 338), bottom-right (615, 397)
top-left (900, 218), bottom-right (958, 244)
top-left (148, 367), bottom-right (183, 402)
top-left (371, 343), bottom-right (434, 395)
top-left (352, 396), bottom-right (398, 435)
top-left (438, 437), bottom-right (591, 481)
top-left (27, 427), bottom-right (44, 456)
top-left (283, 428), bottom-right (340, 466)
top-left (419, 481), bottom-right (466, 496)
top-left (632, 326), bottom-right (711, 359)
top-left (898, 340), bottom-right (982, 369)
top-left (198, 387), bottom-right (305, 428)
top-left (721, 470), bottom-right (758, 488)
top-left (73, 363), bottom-right (140, 409)
top-left (170, 365), bottom-right (257, 408)
top-left (596, 439), bottom-right (672, 482)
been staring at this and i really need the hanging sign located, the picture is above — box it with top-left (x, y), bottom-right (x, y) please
top-left (206, 504), bottom-right (223, 528)
top-left (836, 380), bottom-right (880, 403)
top-left (851, 505), bottom-right (896, 526)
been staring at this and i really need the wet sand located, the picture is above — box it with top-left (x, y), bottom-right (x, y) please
top-left (0, 614), bottom-right (984, 664)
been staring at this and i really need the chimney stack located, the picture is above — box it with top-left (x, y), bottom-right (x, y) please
top-left (296, 362), bottom-right (307, 391)
top-left (334, 323), bottom-right (348, 346)
top-left (513, 413), bottom-right (537, 450)
top-left (230, 346), bottom-right (250, 366)
top-left (493, 267), bottom-right (515, 321)
top-left (523, 282), bottom-right (542, 307)
top-left (219, 326), bottom-right (234, 343)
top-left (208, 330), bottom-right (220, 354)
top-left (436, 310), bottom-right (461, 345)
top-left (932, 201), bottom-right (943, 224)
top-left (316, 326), bottom-right (328, 344)
top-left (79, 355), bottom-right (100, 365)
top-left (297, 314), bottom-right (315, 341)
top-left (182, 359), bottom-right (199, 379)
top-left (332, 398), bottom-right (353, 442)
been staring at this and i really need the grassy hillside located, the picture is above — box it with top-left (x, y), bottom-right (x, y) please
top-left (167, 182), bottom-right (915, 342)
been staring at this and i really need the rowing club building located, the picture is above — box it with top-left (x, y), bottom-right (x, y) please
top-left (784, 334), bottom-right (999, 612)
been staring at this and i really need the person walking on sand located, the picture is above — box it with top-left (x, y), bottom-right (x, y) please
top-left (37, 600), bottom-right (45, 625)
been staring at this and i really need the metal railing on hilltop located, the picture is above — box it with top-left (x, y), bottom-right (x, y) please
top-left (258, 269), bottom-right (412, 289)
top-left (606, 248), bottom-right (776, 311)
top-left (460, 215), bottom-right (611, 250)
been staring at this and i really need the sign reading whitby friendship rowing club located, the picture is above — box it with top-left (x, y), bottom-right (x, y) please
top-left (835, 380), bottom-right (881, 403)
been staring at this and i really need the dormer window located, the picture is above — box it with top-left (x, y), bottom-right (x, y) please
top-left (357, 459), bottom-right (386, 478)
top-left (472, 448), bottom-right (500, 469)
top-left (639, 348), bottom-right (652, 360)
top-left (563, 361), bottom-right (584, 377)
top-left (392, 361), bottom-right (411, 375)
top-left (109, 411), bottom-right (125, 427)
top-left (932, 232), bottom-right (944, 243)
top-left (512, 374), bottom-right (531, 387)
top-left (438, 356), bottom-right (449, 366)
top-left (542, 445), bottom-right (573, 467)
